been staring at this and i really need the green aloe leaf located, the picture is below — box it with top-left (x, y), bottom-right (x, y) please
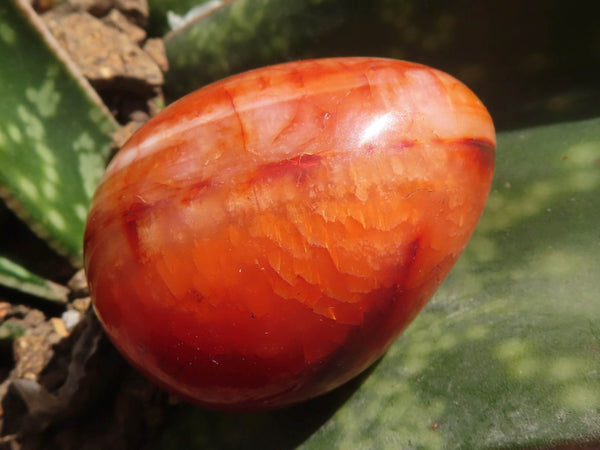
top-left (153, 117), bottom-right (600, 449)
top-left (0, 0), bottom-right (118, 265)
top-left (0, 256), bottom-right (68, 302)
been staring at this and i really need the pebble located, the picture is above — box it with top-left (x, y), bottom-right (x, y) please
top-left (62, 310), bottom-right (82, 331)
top-left (43, 10), bottom-right (163, 93)
top-left (50, 317), bottom-right (68, 337)
top-left (72, 297), bottom-right (92, 313)
top-left (68, 269), bottom-right (89, 298)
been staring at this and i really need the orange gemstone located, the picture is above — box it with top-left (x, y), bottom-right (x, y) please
top-left (84, 57), bottom-right (495, 411)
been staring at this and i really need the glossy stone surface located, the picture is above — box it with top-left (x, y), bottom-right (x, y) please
top-left (84, 57), bottom-right (495, 411)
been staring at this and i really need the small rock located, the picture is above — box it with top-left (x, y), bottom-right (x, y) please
top-left (50, 318), bottom-right (69, 337)
top-left (102, 9), bottom-right (146, 44)
top-left (143, 38), bottom-right (169, 73)
top-left (43, 11), bottom-right (163, 94)
top-left (61, 310), bottom-right (82, 331)
top-left (67, 269), bottom-right (89, 298)
top-left (71, 297), bottom-right (92, 313)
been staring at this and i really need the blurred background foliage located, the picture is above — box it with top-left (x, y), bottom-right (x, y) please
top-left (158, 0), bottom-right (600, 130)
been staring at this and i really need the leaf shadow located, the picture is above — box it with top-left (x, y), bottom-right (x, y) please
top-left (154, 359), bottom-right (381, 450)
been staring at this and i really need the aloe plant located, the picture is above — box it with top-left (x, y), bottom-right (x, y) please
top-left (0, 0), bottom-right (117, 265)
top-left (1, 0), bottom-right (599, 448)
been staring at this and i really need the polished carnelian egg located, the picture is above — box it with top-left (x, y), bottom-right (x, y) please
top-left (84, 57), bottom-right (495, 411)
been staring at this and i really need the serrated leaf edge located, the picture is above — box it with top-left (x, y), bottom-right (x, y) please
top-left (1, 0), bottom-right (119, 267)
